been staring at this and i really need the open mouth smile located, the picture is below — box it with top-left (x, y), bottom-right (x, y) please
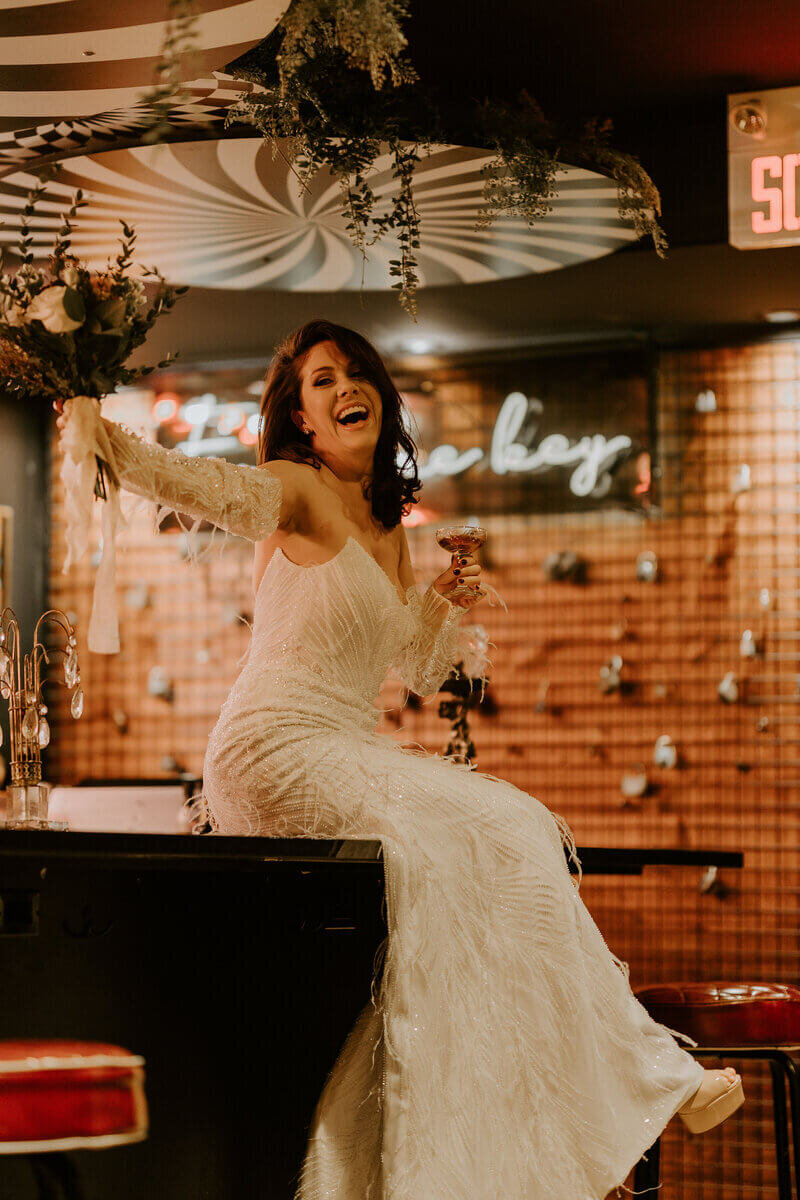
top-left (335, 403), bottom-right (370, 427)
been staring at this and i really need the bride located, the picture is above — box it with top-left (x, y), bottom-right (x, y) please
top-left (58, 318), bottom-right (743, 1199)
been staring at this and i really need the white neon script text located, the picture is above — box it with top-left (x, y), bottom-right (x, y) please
top-left (417, 392), bottom-right (633, 498)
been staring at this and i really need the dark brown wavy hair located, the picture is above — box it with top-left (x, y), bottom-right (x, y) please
top-left (258, 319), bottom-right (421, 529)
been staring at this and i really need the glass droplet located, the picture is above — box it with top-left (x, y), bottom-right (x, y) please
top-left (0, 723), bottom-right (3, 748)
top-left (65, 649), bottom-right (79, 688)
top-left (0, 648), bottom-right (11, 688)
top-left (70, 687), bottom-right (84, 719)
top-left (21, 704), bottom-right (39, 742)
top-left (38, 703), bottom-right (47, 715)
top-left (38, 717), bottom-right (50, 748)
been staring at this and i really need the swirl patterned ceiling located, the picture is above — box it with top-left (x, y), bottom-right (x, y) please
top-left (0, 0), bottom-right (285, 129)
top-left (0, 138), bottom-right (639, 291)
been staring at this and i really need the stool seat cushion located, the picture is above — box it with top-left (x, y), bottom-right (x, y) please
top-left (0, 1039), bottom-right (148, 1153)
top-left (635, 981), bottom-right (800, 1046)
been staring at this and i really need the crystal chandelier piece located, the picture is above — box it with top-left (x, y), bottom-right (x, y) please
top-left (0, 606), bottom-right (82, 830)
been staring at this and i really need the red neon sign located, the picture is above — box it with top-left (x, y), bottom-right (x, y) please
top-left (751, 154), bottom-right (800, 233)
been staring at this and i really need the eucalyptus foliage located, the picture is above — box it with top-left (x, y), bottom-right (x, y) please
top-left (139, 0), bottom-right (204, 144)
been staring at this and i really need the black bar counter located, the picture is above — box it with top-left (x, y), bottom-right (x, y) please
top-left (0, 830), bottom-right (743, 1200)
top-left (0, 830), bottom-right (388, 1200)
top-left (0, 827), bottom-right (745, 874)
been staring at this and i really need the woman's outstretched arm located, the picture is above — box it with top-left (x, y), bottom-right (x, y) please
top-left (57, 395), bottom-right (297, 652)
top-left (59, 395), bottom-right (296, 540)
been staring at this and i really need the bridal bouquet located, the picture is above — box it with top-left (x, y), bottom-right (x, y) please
top-left (0, 180), bottom-right (187, 497)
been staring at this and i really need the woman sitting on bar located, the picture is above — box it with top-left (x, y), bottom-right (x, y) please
top-left (58, 318), bottom-right (743, 1200)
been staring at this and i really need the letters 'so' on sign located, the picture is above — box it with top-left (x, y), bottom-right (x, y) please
top-left (729, 85), bottom-right (800, 249)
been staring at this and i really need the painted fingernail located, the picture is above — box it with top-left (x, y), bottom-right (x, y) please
top-left (453, 568), bottom-right (461, 576)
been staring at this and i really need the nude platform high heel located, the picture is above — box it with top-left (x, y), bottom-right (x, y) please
top-left (677, 1070), bottom-right (745, 1134)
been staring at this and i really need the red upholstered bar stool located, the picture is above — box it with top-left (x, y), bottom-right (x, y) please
top-left (632, 983), bottom-right (800, 1200)
top-left (0, 1040), bottom-right (148, 1199)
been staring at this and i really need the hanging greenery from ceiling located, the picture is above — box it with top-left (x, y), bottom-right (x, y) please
top-left (139, 0), bottom-right (204, 143)
top-left (222, 0), bottom-right (667, 319)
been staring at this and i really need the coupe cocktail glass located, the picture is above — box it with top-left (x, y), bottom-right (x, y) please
top-left (435, 525), bottom-right (487, 602)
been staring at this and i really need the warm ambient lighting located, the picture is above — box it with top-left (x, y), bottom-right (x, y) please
top-left (217, 406), bottom-right (246, 436)
top-left (181, 394), bottom-right (216, 425)
top-left (405, 337), bottom-right (435, 355)
top-left (155, 396), bottom-right (261, 453)
top-left (152, 393), bottom-right (180, 422)
top-left (237, 414), bottom-right (260, 447)
top-left (402, 505), bottom-right (440, 527)
top-left (633, 451), bottom-right (651, 496)
top-left (764, 310), bottom-right (800, 323)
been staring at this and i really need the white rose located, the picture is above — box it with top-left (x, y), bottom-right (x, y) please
top-left (0, 295), bottom-right (24, 327)
top-left (60, 264), bottom-right (80, 289)
top-left (26, 284), bottom-right (84, 333)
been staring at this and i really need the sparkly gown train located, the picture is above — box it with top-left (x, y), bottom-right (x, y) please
top-left (60, 397), bottom-right (705, 1200)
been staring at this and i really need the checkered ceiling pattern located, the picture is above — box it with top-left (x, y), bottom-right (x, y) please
top-left (0, 0), bottom-right (284, 130)
top-left (0, 75), bottom-right (260, 178)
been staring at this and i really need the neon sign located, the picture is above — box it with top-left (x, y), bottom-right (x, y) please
top-left (417, 392), bottom-right (633, 498)
top-left (158, 389), bottom-right (634, 502)
top-left (750, 155), bottom-right (800, 233)
top-left (159, 395), bottom-right (261, 456)
top-left (728, 86), bottom-right (800, 249)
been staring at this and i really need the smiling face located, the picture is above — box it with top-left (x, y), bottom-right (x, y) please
top-left (293, 339), bottom-right (383, 475)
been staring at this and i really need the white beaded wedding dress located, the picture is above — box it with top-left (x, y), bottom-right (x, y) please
top-left (60, 397), bottom-right (705, 1200)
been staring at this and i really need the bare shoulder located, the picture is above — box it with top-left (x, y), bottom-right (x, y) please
top-left (258, 458), bottom-right (320, 529)
top-left (258, 458), bottom-right (318, 484)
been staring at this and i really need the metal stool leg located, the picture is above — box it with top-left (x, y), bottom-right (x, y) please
top-left (631, 1136), bottom-right (661, 1198)
top-left (28, 1153), bottom-right (86, 1200)
top-left (29, 1156), bottom-right (62, 1200)
top-left (769, 1059), bottom-right (793, 1200)
top-left (778, 1053), bottom-right (800, 1200)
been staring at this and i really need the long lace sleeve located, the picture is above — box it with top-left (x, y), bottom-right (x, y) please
top-left (392, 583), bottom-right (463, 697)
top-left (59, 395), bottom-right (282, 654)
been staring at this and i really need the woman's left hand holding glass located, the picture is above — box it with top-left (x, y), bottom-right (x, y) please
top-left (433, 552), bottom-right (486, 610)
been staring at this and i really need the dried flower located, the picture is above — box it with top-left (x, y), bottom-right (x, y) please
top-left (59, 263), bottom-right (81, 289)
top-left (0, 295), bottom-right (24, 327)
top-left (26, 284), bottom-right (84, 333)
top-left (88, 273), bottom-right (114, 300)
